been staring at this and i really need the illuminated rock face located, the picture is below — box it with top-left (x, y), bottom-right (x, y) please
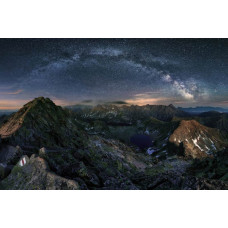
top-left (168, 120), bottom-right (227, 158)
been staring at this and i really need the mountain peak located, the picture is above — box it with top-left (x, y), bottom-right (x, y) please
top-left (0, 97), bottom-right (82, 148)
top-left (168, 104), bottom-right (176, 109)
top-left (23, 97), bottom-right (54, 109)
top-left (169, 120), bottom-right (226, 158)
top-left (0, 97), bottom-right (58, 139)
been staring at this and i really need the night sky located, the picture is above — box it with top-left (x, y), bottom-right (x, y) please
top-left (0, 39), bottom-right (227, 110)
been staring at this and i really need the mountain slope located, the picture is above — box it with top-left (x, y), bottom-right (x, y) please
top-left (168, 120), bottom-right (227, 158)
top-left (0, 154), bottom-right (80, 190)
top-left (198, 112), bottom-right (228, 134)
top-left (74, 103), bottom-right (189, 123)
top-left (0, 97), bottom-right (84, 149)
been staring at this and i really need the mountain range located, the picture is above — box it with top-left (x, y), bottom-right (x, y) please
top-left (178, 106), bottom-right (228, 113)
top-left (1, 97), bottom-right (228, 190)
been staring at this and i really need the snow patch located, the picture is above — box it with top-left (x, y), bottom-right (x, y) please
top-left (209, 138), bottom-right (217, 150)
top-left (192, 138), bottom-right (204, 151)
top-left (144, 129), bottom-right (150, 135)
top-left (147, 148), bottom-right (156, 155)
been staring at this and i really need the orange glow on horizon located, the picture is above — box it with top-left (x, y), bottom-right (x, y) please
top-left (0, 89), bottom-right (23, 95)
top-left (0, 98), bottom-right (73, 110)
top-left (125, 97), bottom-right (173, 106)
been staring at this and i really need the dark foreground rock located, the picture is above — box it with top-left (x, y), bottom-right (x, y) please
top-left (0, 163), bottom-right (13, 180)
top-left (0, 154), bottom-right (80, 190)
top-left (38, 135), bottom-right (148, 190)
top-left (0, 144), bottom-right (22, 165)
top-left (131, 157), bottom-right (228, 190)
top-left (133, 171), bottom-right (228, 190)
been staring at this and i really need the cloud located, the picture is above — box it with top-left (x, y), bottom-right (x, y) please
top-left (125, 97), bottom-right (173, 106)
top-left (106, 100), bottom-right (128, 105)
top-left (81, 100), bottom-right (93, 103)
top-left (0, 99), bottom-right (29, 110)
top-left (134, 92), bottom-right (161, 97)
top-left (0, 89), bottom-right (23, 95)
top-left (134, 91), bottom-right (166, 97)
top-left (0, 97), bottom-right (74, 110)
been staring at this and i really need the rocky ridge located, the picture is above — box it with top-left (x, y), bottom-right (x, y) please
top-left (0, 97), bottom-right (84, 149)
top-left (169, 120), bottom-right (227, 158)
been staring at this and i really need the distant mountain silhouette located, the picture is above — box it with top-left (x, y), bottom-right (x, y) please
top-left (179, 106), bottom-right (228, 113)
top-left (74, 103), bottom-right (189, 123)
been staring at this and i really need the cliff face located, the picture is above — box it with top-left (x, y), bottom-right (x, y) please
top-left (168, 120), bottom-right (227, 158)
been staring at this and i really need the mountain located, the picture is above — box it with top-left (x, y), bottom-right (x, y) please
top-left (179, 106), bottom-right (228, 113)
top-left (0, 97), bottom-right (149, 189)
top-left (0, 111), bottom-right (15, 115)
top-left (0, 114), bottom-right (10, 127)
top-left (197, 112), bottom-right (228, 134)
top-left (74, 103), bottom-right (189, 123)
top-left (1, 97), bottom-right (228, 190)
top-left (168, 120), bottom-right (227, 158)
top-left (0, 97), bottom-right (84, 149)
top-left (65, 104), bottom-right (93, 111)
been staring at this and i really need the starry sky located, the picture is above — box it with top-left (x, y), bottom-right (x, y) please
top-left (0, 39), bottom-right (227, 110)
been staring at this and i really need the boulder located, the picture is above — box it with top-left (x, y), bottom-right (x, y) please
top-left (39, 147), bottom-right (47, 157)
top-left (0, 154), bottom-right (80, 190)
top-left (0, 144), bottom-right (23, 165)
top-left (0, 163), bottom-right (12, 180)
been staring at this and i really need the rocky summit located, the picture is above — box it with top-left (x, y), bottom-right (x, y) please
top-left (169, 120), bottom-right (227, 158)
top-left (1, 97), bottom-right (228, 190)
top-left (0, 97), bottom-right (84, 149)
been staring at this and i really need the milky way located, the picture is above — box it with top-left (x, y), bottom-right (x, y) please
top-left (0, 39), bottom-right (227, 110)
